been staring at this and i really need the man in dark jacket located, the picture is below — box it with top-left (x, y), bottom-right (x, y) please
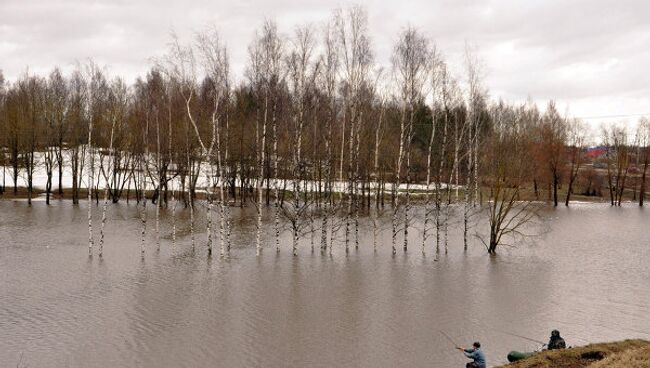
top-left (457, 341), bottom-right (486, 368)
top-left (547, 330), bottom-right (566, 350)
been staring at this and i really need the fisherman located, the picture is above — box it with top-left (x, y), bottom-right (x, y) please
top-left (456, 341), bottom-right (486, 368)
top-left (547, 329), bottom-right (566, 350)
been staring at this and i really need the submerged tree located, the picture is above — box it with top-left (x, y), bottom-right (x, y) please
top-left (390, 27), bottom-right (430, 254)
top-left (248, 20), bottom-right (284, 255)
top-left (564, 118), bottom-right (587, 206)
top-left (462, 45), bottom-right (487, 249)
top-left (284, 24), bottom-right (320, 255)
top-left (540, 101), bottom-right (567, 207)
top-left (481, 103), bottom-right (538, 254)
top-left (637, 117), bottom-right (650, 206)
top-left (335, 6), bottom-right (373, 252)
top-left (602, 124), bottom-right (630, 206)
top-left (98, 78), bottom-right (128, 257)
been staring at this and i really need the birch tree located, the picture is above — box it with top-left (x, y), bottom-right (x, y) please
top-left (463, 46), bottom-right (487, 249)
top-left (85, 63), bottom-right (109, 255)
top-left (284, 24), bottom-right (319, 255)
top-left (195, 29), bottom-right (231, 257)
top-left (422, 51), bottom-right (441, 254)
top-left (98, 78), bottom-right (128, 257)
top-left (335, 6), bottom-right (373, 251)
top-left (391, 27), bottom-right (430, 253)
top-left (433, 62), bottom-right (453, 254)
top-left (319, 19), bottom-right (339, 252)
top-left (162, 32), bottom-right (223, 256)
top-left (247, 20), bottom-right (283, 255)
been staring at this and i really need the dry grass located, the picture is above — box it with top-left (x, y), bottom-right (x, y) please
top-left (496, 339), bottom-right (650, 368)
top-left (590, 344), bottom-right (650, 368)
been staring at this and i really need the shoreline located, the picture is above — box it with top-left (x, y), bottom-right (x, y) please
top-left (0, 185), bottom-right (617, 204)
top-left (496, 339), bottom-right (650, 367)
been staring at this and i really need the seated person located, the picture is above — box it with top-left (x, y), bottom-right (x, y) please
top-left (547, 329), bottom-right (566, 350)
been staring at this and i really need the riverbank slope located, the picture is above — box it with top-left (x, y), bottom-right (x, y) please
top-left (496, 339), bottom-right (650, 368)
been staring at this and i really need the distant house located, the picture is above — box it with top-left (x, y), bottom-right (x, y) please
top-left (585, 146), bottom-right (607, 159)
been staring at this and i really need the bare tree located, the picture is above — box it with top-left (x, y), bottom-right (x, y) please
top-left (195, 29), bottom-right (232, 257)
top-left (335, 6), bottom-right (373, 251)
top-left (285, 24), bottom-right (320, 255)
top-left (602, 124), bottom-right (630, 206)
top-left (162, 31), bottom-right (226, 256)
top-left (0, 71), bottom-right (6, 195)
top-left (637, 117), bottom-right (650, 206)
top-left (98, 78), bottom-right (128, 257)
top-left (4, 80), bottom-right (21, 196)
top-left (541, 101), bottom-right (567, 207)
top-left (390, 27), bottom-right (430, 253)
top-left (14, 73), bottom-right (45, 206)
top-left (481, 103), bottom-right (538, 254)
top-left (319, 19), bottom-right (339, 252)
top-left (463, 45), bottom-right (487, 249)
top-left (67, 69), bottom-right (88, 206)
top-left (43, 69), bottom-right (69, 204)
top-left (85, 62), bottom-right (109, 255)
top-left (248, 20), bottom-right (283, 255)
top-left (564, 118), bottom-right (587, 206)
top-left (434, 63), bottom-right (456, 254)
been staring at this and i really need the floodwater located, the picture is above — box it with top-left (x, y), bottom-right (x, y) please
top-left (1, 200), bottom-right (649, 367)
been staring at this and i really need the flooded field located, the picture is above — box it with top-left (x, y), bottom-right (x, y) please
top-left (1, 201), bottom-right (649, 367)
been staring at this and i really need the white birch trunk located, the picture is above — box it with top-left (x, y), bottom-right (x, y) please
top-left (255, 90), bottom-right (268, 256)
top-left (403, 107), bottom-right (414, 252)
top-left (273, 102), bottom-right (281, 253)
top-left (423, 108), bottom-right (437, 254)
top-left (87, 119), bottom-right (94, 255)
top-left (435, 106), bottom-right (449, 255)
top-left (169, 103), bottom-right (177, 249)
top-left (354, 109), bottom-right (362, 250)
top-left (155, 114), bottom-right (161, 252)
top-left (140, 155), bottom-right (147, 258)
top-left (464, 119), bottom-right (472, 250)
top-left (99, 117), bottom-right (117, 257)
top-left (215, 109), bottom-right (228, 258)
top-left (320, 75), bottom-right (335, 251)
top-left (392, 105), bottom-right (407, 255)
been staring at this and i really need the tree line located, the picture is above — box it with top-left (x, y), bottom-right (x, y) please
top-left (1, 6), bottom-right (648, 255)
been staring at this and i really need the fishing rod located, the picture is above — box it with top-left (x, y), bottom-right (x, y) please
top-left (439, 330), bottom-right (460, 348)
top-left (442, 326), bottom-right (547, 351)
top-left (494, 329), bottom-right (547, 349)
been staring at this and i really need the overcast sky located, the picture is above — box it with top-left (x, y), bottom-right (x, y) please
top-left (2, 0), bottom-right (649, 127)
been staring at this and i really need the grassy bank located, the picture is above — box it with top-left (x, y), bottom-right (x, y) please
top-left (496, 339), bottom-right (650, 368)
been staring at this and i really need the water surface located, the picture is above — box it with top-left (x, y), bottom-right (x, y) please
top-left (1, 201), bottom-right (649, 367)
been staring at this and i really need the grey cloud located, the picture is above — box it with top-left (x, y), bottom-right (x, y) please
top-left (1, 0), bottom-right (649, 122)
